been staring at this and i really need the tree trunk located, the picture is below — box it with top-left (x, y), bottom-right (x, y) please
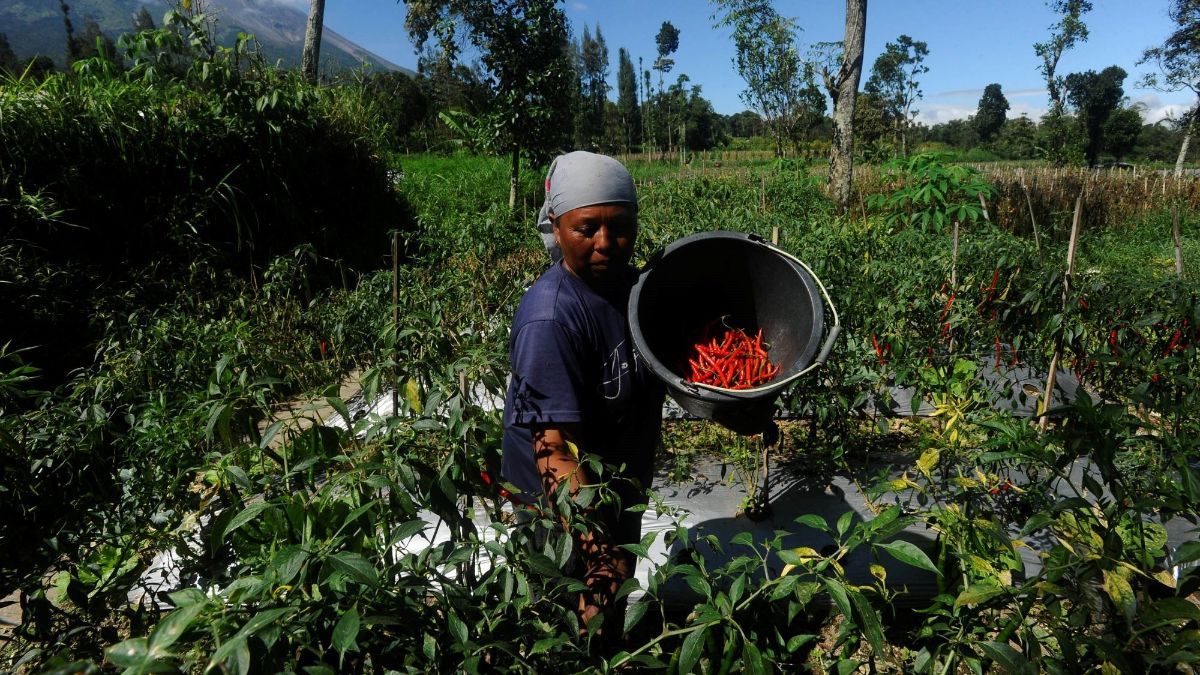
top-left (1175, 110), bottom-right (1193, 178)
top-left (509, 146), bottom-right (520, 210)
top-left (302, 0), bottom-right (325, 83)
top-left (829, 0), bottom-right (867, 214)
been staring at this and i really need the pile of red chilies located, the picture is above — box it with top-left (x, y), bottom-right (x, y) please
top-left (686, 324), bottom-right (779, 389)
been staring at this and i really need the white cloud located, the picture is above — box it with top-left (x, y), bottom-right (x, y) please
top-left (572, 2), bottom-right (589, 10)
top-left (1132, 93), bottom-right (1192, 123)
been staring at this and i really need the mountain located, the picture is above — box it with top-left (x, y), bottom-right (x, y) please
top-left (0, 0), bottom-right (413, 75)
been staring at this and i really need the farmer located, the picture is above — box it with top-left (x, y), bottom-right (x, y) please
top-left (501, 151), bottom-right (665, 638)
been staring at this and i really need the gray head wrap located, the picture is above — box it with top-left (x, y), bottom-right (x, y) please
top-left (536, 151), bottom-right (638, 263)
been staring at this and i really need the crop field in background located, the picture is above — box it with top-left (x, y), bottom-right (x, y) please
top-left (3, 64), bottom-right (1200, 673)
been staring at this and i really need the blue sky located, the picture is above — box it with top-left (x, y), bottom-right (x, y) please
top-left (313, 0), bottom-right (1194, 125)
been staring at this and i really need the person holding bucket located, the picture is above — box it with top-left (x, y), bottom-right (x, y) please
top-left (500, 151), bottom-right (665, 640)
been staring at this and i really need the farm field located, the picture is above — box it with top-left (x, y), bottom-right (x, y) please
top-left (4, 56), bottom-right (1200, 675)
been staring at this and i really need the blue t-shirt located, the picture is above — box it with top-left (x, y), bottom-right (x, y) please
top-left (501, 262), bottom-right (665, 498)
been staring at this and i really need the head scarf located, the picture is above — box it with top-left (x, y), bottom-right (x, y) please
top-left (536, 151), bottom-right (638, 263)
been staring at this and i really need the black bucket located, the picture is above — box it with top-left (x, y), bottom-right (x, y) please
top-left (629, 231), bottom-right (840, 435)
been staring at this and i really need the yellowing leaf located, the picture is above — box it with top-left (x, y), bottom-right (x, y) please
top-left (870, 564), bottom-right (887, 583)
top-left (1102, 568), bottom-right (1136, 625)
top-left (1153, 570), bottom-right (1177, 589)
top-left (404, 378), bottom-right (422, 414)
top-left (917, 448), bottom-right (940, 478)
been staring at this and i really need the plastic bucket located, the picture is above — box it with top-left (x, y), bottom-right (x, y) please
top-left (629, 231), bottom-right (840, 434)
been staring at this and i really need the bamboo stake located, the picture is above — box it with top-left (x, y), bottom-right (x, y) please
top-left (392, 231), bottom-right (400, 417)
top-left (1174, 205), bottom-right (1185, 279)
top-left (1039, 193), bottom-right (1083, 434)
top-left (978, 192), bottom-right (990, 222)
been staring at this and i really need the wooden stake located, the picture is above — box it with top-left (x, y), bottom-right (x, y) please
top-left (951, 220), bottom-right (960, 289)
top-left (1174, 205), bottom-right (1185, 279)
top-left (391, 231), bottom-right (401, 417)
top-left (1021, 177), bottom-right (1042, 256)
top-left (1040, 193), bottom-right (1083, 433)
top-left (771, 226), bottom-right (779, 245)
top-left (978, 192), bottom-right (990, 222)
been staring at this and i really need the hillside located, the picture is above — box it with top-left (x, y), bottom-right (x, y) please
top-left (0, 0), bottom-right (413, 74)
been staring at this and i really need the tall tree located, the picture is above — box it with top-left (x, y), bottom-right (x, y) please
top-left (1064, 65), bottom-right (1127, 166)
top-left (654, 21), bottom-right (680, 154)
top-left (712, 0), bottom-right (817, 157)
top-left (617, 47), bottom-right (642, 152)
top-left (1139, 0), bottom-right (1200, 175)
top-left (1035, 0), bottom-right (1092, 164)
top-left (815, 0), bottom-right (867, 214)
top-left (974, 83), bottom-right (1010, 142)
top-left (405, 0), bottom-right (575, 208)
top-left (576, 23), bottom-right (610, 149)
top-left (302, 0), bottom-right (326, 82)
top-left (864, 34), bottom-right (928, 156)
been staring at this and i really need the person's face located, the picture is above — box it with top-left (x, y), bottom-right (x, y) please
top-left (552, 203), bottom-right (638, 285)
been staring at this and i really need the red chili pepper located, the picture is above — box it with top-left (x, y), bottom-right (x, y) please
top-left (872, 334), bottom-right (887, 366)
top-left (1166, 329), bottom-right (1182, 355)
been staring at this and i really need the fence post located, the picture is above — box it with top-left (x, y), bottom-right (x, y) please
top-left (1039, 192), bottom-right (1083, 434)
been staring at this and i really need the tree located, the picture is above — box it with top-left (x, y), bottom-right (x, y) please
top-left (0, 33), bottom-right (17, 76)
top-left (576, 23), bottom-right (610, 149)
top-left (654, 21), bottom-right (680, 154)
top-left (1035, 0), bottom-right (1092, 164)
top-left (712, 0), bottom-right (819, 158)
top-left (726, 110), bottom-right (765, 138)
top-left (405, 0), bottom-right (575, 209)
top-left (1139, 0), bottom-right (1200, 174)
top-left (864, 34), bottom-right (928, 156)
top-left (974, 83), bottom-right (1009, 142)
top-left (815, 0), bottom-right (867, 214)
top-left (132, 6), bottom-right (156, 32)
top-left (363, 71), bottom-right (432, 149)
top-left (616, 48), bottom-right (641, 152)
top-left (1103, 105), bottom-right (1143, 162)
top-left (1064, 65), bottom-right (1126, 166)
top-left (996, 114), bottom-right (1039, 159)
top-left (302, 0), bottom-right (325, 82)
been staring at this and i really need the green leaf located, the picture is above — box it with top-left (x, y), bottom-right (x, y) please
top-left (148, 603), bottom-right (204, 652)
top-left (207, 608), bottom-right (293, 671)
top-left (448, 612), bottom-right (469, 646)
top-left (795, 514), bottom-right (829, 532)
top-left (624, 600), bottom-right (649, 634)
top-left (678, 625), bottom-right (708, 674)
top-left (106, 637), bottom-right (149, 667)
top-left (332, 606), bottom-right (360, 656)
top-left (219, 501), bottom-right (273, 543)
top-left (877, 540), bottom-right (941, 576)
top-left (730, 531), bottom-right (755, 548)
top-left (849, 589), bottom-right (884, 655)
top-left (836, 511), bottom-right (855, 537)
top-left (977, 641), bottom-right (1034, 674)
top-left (954, 583), bottom-right (1006, 609)
top-left (743, 641), bottom-right (766, 675)
top-left (787, 634), bottom-right (816, 653)
top-left (823, 578), bottom-right (853, 620)
top-left (270, 547), bottom-right (307, 586)
top-left (326, 551), bottom-right (379, 587)
top-left (1140, 597), bottom-right (1200, 630)
top-left (1173, 540), bottom-right (1200, 566)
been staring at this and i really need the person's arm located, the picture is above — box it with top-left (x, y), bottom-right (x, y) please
top-left (532, 423), bottom-right (590, 498)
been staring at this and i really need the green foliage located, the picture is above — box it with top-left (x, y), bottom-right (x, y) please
top-left (974, 83), bottom-right (1010, 143)
top-left (864, 34), bottom-right (929, 154)
top-left (866, 152), bottom-right (995, 232)
top-left (1065, 65), bottom-right (1128, 165)
top-left (5, 145), bottom-right (1200, 673)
